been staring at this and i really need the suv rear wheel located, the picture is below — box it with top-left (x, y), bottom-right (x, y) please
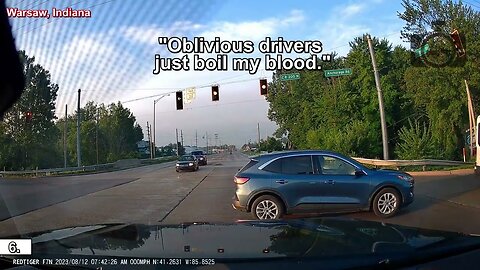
top-left (373, 188), bottom-right (401, 218)
top-left (251, 195), bottom-right (284, 220)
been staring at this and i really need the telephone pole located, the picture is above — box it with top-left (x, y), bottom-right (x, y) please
top-left (366, 34), bottom-right (389, 160)
top-left (206, 132), bottom-right (209, 154)
top-left (257, 123), bottom-right (261, 148)
top-left (147, 122), bottom-right (153, 159)
top-left (64, 104), bottom-right (67, 168)
top-left (195, 130), bottom-right (198, 148)
top-left (176, 128), bottom-right (179, 156)
top-left (466, 80), bottom-right (476, 156)
top-left (96, 108), bottom-right (99, 165)
top-left (76, 89), bottom-right (82, 167)
top-left (150, 123), bottom-right (153, 158)
top-left (181, 130), bottom-right (184, 148)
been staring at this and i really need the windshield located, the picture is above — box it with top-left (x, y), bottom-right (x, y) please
top-left (179, 155), bottom-right (194, 161)
top-left (1, 0), bottom-right (480, 267)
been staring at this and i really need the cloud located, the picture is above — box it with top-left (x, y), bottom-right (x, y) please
top-left (200, 9), bottom-right (305, 41)
top-left (121, 21), bottom-right (204, 45)
top-left (340, 3), bottom-right (365, 17)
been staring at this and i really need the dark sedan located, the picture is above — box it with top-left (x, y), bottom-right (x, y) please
top-left (176, 155), bottom-right (199, 172)
top-left (191, 150), bottom-right (207, 165)
top-left (232, 150), bottom-right (414, 220)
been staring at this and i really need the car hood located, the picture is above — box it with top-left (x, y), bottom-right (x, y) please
top-left (5, 218), bottom-right (479, 259)
top-left (373, 169), bottom-right (411, 177)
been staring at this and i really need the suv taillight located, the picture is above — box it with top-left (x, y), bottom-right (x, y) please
top-left (234, 176), bottom-right (250, 184)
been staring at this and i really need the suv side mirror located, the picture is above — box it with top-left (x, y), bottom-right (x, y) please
top-left (355, 169), bottom-right (365, 177)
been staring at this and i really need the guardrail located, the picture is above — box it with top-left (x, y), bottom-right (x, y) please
top-left (0, 156), bottom-right (178, 178)
top-left (352, 158), bottom-right (474, 167)
top-left (0, 163), bottom-right (115, 177)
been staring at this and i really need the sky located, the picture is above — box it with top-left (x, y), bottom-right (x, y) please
top-left (6, 0), bottom-right (414, 148)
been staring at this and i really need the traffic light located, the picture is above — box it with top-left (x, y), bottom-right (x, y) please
top-left (450, 29), bottom-right (465, 57)
top-left (176, 91), bottom-right (183, 110)
top-left (260, 79), bottom-right (268, 95)
top-left (211, 85), bottom-right (219, 101)
top-left (25, 111), bottom-right (33, 122)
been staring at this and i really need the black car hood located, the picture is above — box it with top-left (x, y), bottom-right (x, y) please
top-left (6, 218), bottom-right (480, 259)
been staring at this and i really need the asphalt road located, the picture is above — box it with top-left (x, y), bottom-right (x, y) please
top-left (1, 152), bottom-right (480, 237)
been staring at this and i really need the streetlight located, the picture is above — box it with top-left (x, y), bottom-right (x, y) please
top-left (153, 94), bottom-right (170, 158)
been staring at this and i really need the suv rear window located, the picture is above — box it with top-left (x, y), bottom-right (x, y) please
top-left (238, 159), bottom-right (258, 173)
top-left (191, 151), bottom-right (204, 155)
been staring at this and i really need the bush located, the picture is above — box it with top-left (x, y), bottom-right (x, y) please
top-left (395, 120), bottom-right (436, 160)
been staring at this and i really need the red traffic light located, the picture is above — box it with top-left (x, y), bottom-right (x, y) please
top-left (212, 85), bottom-right (219, 101)
top-left (450, 29), bottom-right (465, 57)
top-left (260, 79), bottom-right (268, 95)
top-left (25, 111), bottom-right (33, 121)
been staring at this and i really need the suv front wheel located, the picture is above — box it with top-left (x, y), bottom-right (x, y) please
top-left (373, 188), bottom-right (401, 218)
top-left (251, 195), bottom-right (284, 220)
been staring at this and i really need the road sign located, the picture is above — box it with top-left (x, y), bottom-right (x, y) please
top-left (280, 73), bottom-right (300, 81)
top-left (414, 43), bottom-right (430, 58)
top-left (324, 68), bottom-right (352, 77)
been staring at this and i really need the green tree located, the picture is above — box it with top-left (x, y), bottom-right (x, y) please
top-left (259, 136), bottom-right (283, 152)
top-left (1, 51), bottom-right (60, 169)
top-left (58, 102), bottom-right (143, 166)
top-left (398, 0), bottom-right (480, 159)
top-left (395, 120), bottom-right (436, 159)
top-left (267, 37), bottom-right (411, 158)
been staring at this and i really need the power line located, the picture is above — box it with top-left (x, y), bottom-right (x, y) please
top-left (121, 76), bottom-right (262, 104)
top-left (154, 98), bottom-right (267, 114)
top-left (463, 0), bottom-right (480, 9)
top-left (83, 73), bottom-right (255, 93)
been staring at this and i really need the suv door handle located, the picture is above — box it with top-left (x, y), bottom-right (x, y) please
top-left (275, 180), bottom-right (288, 184)
top-left (324, 180), bottom-right (335, 185)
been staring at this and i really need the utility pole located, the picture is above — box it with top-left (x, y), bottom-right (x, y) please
top-left (195, 130), bottom-right (198, 148)
top-left (181, 130), bottom-right (184, 148)
top-left (64, 104), bottom-right (67, 168)
top-left (176, 128), bottom-right (179, 156)
top-left (257, 123), bottom-right (261, 148)
top-left (366, 34), bottom-right (389, 160)
top-left (150, 123), bottom-right (154, 158)
top-left (466, 80), bottom-right (476, 156)
top-left (147, 122), bottom-right (152, 159)
top-left (206, 132), bottom-right (208, 154)
top-left (76, 89), bottom-right (82, 167)
top-left (96, 107), bottom-right (99, 165)
top-left (153, 101), bottom-right (156, 158)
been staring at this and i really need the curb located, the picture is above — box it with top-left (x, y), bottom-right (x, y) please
top-left (408, 169), bottom-right (474, 177)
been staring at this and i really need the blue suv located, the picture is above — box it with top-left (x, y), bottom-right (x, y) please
top-left (232, 150), bottom-right (414, 219)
